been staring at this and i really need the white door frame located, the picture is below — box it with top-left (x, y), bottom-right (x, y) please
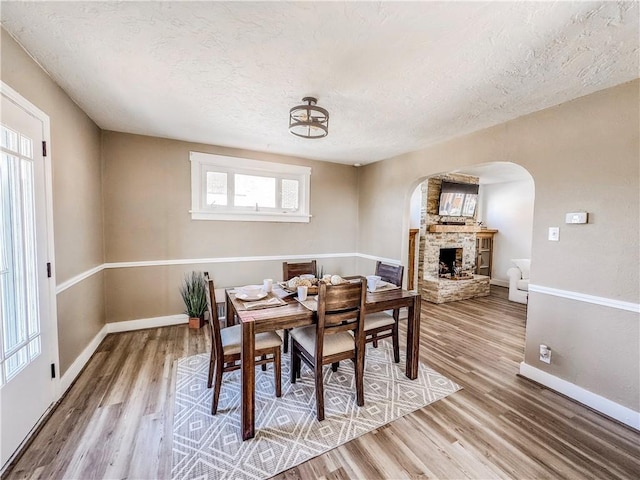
top-left (1, 81), bottom-right (60, 466)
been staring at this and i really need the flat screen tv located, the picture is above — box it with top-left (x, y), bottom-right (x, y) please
top-left (438, 181), bottom-right (479, 217)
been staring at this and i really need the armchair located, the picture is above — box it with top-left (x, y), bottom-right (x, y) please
top-left (507, 259), bottom-right (530, 304)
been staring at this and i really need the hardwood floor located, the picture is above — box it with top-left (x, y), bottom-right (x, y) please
top-left (4, 287), bottom-right (639, 479)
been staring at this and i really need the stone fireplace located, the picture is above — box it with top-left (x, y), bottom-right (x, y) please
top-left (423, 231), bottom-right (476, 278)
top-left (418, 174), bottom-right (491, 304)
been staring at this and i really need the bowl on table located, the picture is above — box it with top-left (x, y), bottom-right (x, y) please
top-left (236, 285), bottom-right (267, 301)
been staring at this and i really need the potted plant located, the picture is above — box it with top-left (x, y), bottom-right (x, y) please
top-left (180, 271), bottom-right (207, 328)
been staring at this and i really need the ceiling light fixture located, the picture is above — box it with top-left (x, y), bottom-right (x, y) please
top-left (289, 97), bottom-right (329, 139)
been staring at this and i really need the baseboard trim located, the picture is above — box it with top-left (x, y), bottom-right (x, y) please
top-left (528, 284), bottom-right (640, 313)
top-left (519, 362), bottom-right (640, 431)
top-left (106, 314), bottom-right (188, 333)
top-left (59, 315), bottom-right (188, 394)
top-left (59, 325), bottom-right (108, 395)
top-left (490, 278), bottom-right (508, 288)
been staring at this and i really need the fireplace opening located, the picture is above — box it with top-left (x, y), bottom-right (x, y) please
top-left (439, 247), bottom-right (463, 278)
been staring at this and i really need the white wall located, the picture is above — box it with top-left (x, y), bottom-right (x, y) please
top-left (479, 180), bottom-right (535, 286)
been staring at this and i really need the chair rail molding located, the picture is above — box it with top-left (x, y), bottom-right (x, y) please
top-left (56, 262), bottom-right (640, 317)
top-left (529, 284), bottom-right (640, 314)
top-left (54, 252), bottom-right (405, 294)
top-left (56, 264), bottom-right (105, 294)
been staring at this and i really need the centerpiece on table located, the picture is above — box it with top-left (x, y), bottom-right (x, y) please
top-left (281, 274), bottom-right (348, 295)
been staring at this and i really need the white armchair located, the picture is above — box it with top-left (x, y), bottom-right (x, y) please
top-left (507, 259), bottom-right (530, 304)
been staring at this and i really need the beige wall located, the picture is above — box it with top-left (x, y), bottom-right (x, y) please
top-left (357, 80), bottom-right (640, 411)
top-left (101, 132), bottom-right (359, 322)
top-left (1, 28), bottom-right (105, 375)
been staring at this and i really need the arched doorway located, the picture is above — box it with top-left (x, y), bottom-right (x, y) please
top-left (408, 162), bottom-right (534, 301)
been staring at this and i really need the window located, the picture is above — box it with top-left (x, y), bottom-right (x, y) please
top-left (0, 124), bottom-right (41, 386)
top-left (190, 152), bottom-right (311, 222)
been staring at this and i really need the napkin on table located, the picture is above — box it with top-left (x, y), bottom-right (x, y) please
top-left (243, 296), bottom-right (286, 310)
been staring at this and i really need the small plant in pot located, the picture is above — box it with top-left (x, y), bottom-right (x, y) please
top-left (180, 271), bottom-right (207, 329)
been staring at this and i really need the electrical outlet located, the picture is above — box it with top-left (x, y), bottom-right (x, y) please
top-left (539, 344), bottom-right (551, 364)
top-left (548, 227), bottom-right (559, 241)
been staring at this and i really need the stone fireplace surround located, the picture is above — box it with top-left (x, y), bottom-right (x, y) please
top-left (418, 174), bottom-right (490, 304)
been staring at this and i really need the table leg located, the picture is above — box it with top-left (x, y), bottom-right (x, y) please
top-left (225, 294), bottom-right (235, 327)
top-left (405, 295), bottom-right (421, 379)
top-left (241, 320), bottom-right (255, 440)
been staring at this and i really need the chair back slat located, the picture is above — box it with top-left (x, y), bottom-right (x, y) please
top-left (315, 278), bottom-right (366, 360)
top-left (204, 272), bottom-right (223, 360)
top-left (375, 261), bottom-right (404, 287)
top-left (283, 260), bottom-right (317, 280)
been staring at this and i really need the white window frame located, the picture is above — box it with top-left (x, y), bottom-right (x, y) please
top-left (190, 151), bottom-right (311, 223)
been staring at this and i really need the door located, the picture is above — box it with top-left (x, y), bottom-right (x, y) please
top-left (0, 87), bottom-right (57, 468)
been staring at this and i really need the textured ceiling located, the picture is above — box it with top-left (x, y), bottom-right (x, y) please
top-left (1, 1), bottom-right (638, 165)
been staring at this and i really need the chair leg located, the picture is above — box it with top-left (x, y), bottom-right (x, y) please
top-left (207, 352), bottom-right (215, 388)
top-left (297, 350), bottom-right (302, 378)
top-left (315, 364), bottom-right (325, 421)
top-left (355, 348), bottom-right (365, 407)
top-left (331, 361), bottom-right (339, 372)
top-left (283, 329), bottom-right (289, 353)
top-left (211, 361), bottom-right (224, 415)
top-left (261, 354), bottom-right (267, 371)
top-left (290, 343), bottom-right (297, 384)
top-left (392, 322), bottom-right (400, 363)
top-left (372, 333), bottom-right (378, 348)
top-left (274, 348), bottom-right (281, 397)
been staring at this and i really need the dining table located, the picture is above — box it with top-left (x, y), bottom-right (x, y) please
top-left (225, 282), bottom-right (422, 441)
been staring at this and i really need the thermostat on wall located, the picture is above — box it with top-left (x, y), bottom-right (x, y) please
top-left (565, 212), bottom-right (588, 224)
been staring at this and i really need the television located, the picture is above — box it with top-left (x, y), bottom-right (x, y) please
top-left (438, 181), bottom-right (479, 217)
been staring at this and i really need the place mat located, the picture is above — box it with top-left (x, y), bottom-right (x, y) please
top-left (234, 294), bottom-right (287, 311)
top-left (369, 281), bottom-right (401, 293)
top-left (295, 295), bottom-right (318, 311)
top-left (271, 286), bottom-right (295, 299)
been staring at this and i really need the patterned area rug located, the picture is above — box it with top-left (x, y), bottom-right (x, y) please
top-left (171, 341), bottom-right (461, 480)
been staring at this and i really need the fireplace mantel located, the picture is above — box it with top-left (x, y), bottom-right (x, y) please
top-left (427, 225), bottom-right (498, 234)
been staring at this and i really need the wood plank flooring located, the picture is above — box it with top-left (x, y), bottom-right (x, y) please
top-left (4, 286), bottom-right (639, 479)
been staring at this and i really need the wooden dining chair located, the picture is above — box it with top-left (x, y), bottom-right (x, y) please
top-left (282, 260), bottom-right (317, 282)
top-left (203, 272), bottom-right (282, 415)
top-left (363, 261), bottom-right (405, 363)
top-left (281, 260), bottom-right (317, 352)
top-left (289, 277), bottom-right (366, 421)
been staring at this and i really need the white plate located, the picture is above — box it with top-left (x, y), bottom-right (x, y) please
top-left (235, 291), bottom-right (268, 301)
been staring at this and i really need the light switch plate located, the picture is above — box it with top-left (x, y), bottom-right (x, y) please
top-left (548, 227), bottom-right (560, 241)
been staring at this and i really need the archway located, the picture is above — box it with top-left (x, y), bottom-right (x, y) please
top-left (406, 162), bottom-right (534, 299)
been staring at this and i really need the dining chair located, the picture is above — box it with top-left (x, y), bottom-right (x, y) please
top-left (363, 261), bottom-right (404, 363)
top-left (282, 260), bottom-right (317, 282)
top-left (203, 272), bottom-right (282, 415)
top-left (289, 277), bottom-right (366, 421)
top-left (281, 260), bottom-right (317, 352)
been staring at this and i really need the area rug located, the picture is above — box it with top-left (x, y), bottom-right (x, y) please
top-left (171, 341), bottom-right (461, 480)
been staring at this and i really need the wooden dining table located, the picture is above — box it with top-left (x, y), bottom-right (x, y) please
top-left (225, 284), bottom-right (422, 440)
